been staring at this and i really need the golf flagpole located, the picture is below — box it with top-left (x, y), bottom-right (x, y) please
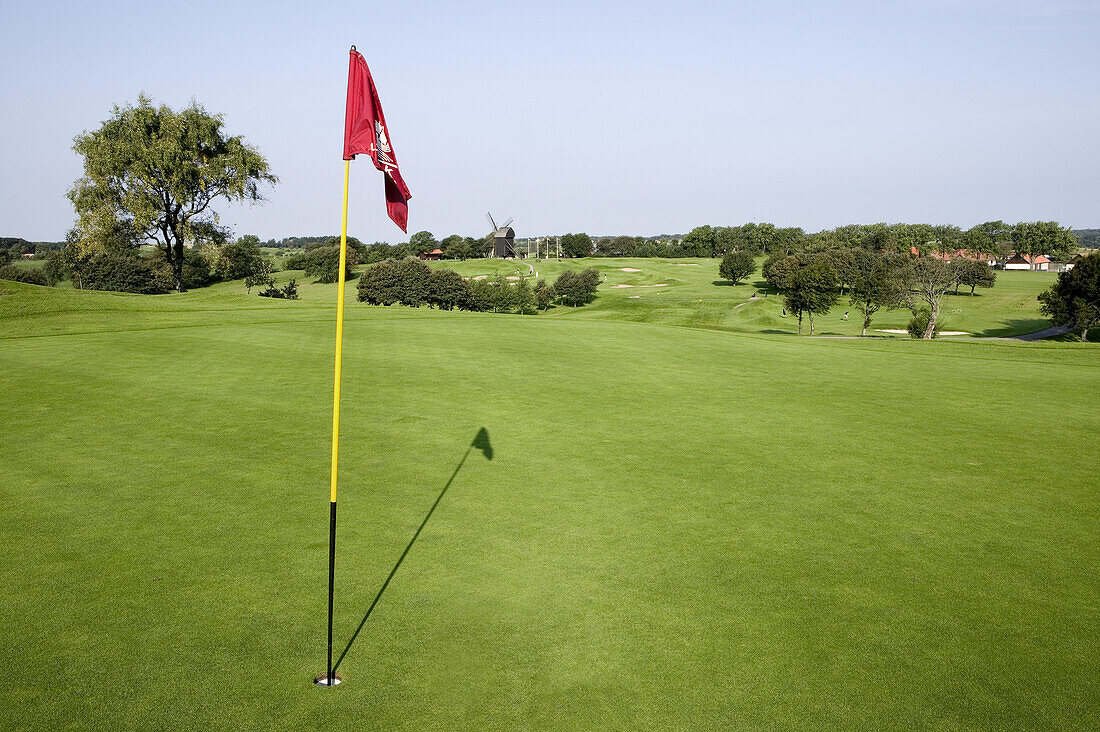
top-left (325, 159), bottom-right (351, 687)
top-left (320, 43), bottom-right (411, 688)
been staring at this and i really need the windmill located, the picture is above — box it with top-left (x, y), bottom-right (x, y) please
top-left (486, 212), bottom-right (517, 258)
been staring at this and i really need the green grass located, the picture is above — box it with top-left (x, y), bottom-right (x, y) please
top-left (5, 258), bottom-right (46, 270)
top-left (1, 274), bottom-right (1097, 729)
top-left (428, 257), bottom-right (1059, 338)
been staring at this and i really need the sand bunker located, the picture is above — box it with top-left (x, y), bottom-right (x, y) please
top-left (877, 329), bottom-right (970, 335)
top-left (620, 267), bottom-right (642, 272)
top-left (613, 284), bottom-right (634, 288)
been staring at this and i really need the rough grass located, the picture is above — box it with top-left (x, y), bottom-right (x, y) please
top-left (1, 275), bottom-right (1097, 729)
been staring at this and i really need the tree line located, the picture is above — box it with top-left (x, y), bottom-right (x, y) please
top-left (738, 247), bottom-right (999, 338)
top-left (592, 221), bottom-right (1080, 261)
top-left (357, 259), bottom-right (600, 313)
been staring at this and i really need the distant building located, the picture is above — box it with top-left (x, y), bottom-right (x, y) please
top-left (419, 248), bottom-right (443, 261)
top-left (1051, 254), bottom-right (1086, 272)
top-left (1004, 254), bottom-right (1051, 271)
top-left (908, 247), bottom-right (996, 266)
top-left (490, 227), bottom-right (516, 258)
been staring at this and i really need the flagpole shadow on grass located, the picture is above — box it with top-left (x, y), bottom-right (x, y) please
top-left (334, 427), bottom-right (493, 671)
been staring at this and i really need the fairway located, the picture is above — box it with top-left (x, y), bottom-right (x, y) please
top-left (2, 280), bottom-right (1098, 729)
top-left (426, 257), bottom-right (1060, 338)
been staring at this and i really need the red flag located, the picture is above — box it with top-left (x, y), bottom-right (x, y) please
top-left (344, 48), bottom-right (411, 232)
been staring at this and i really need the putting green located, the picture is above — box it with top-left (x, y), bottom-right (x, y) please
top-left (1, 278), bottom-right (1097, 729)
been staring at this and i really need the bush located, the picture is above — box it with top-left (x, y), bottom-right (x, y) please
top-left (552, 268), bottom-right (601, 306)
top-left (180, 248), bottom-right (219, 289)
top-left (0, 264), bottom-right (50, 286)
top-left (465, 278), bottom-right (495, 311)
top-left (73, 254), bottom-right (170, 294)
top-left (217, 235), bottom-right (266, 281)
top-left (392, 258), bottom-right (431, 306)
top-left (357, 260), bottom-right (401, 305)
top-left (258, 278), bottom-right (299, 299)
top-left (288, 245), bottom-right (358, 283)
top-left (906, 308), bottom-right (942, 339)
top-left (427, 268), bottom-right (469, 310)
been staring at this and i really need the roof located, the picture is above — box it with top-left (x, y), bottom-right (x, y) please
top-left (493, 227), bottom-right (515, 238)
top-left (1006, 253), bottom-right (1050, 263)
top-left (909, 247), bottom-right (990, 261)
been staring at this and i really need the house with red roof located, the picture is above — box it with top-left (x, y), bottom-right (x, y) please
top-left (1004, 254), bottom-right (1051, 271)
top-left (419, 248), bottom-right (444, 261)
top-left (908, 247), bottom-right (996, 266)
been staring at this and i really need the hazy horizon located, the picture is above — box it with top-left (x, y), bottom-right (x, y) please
top-left (2, 0), bottom-right (1098, 244)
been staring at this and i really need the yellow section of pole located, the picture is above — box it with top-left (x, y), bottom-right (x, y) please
top-left (330, 159), bottom-right (351, 504)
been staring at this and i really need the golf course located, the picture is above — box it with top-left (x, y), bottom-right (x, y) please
top-left (2, 264), bottom-right (1097, 729)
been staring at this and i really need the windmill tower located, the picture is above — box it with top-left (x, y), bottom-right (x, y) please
top-left (486, 212), bottom-right (517, 258)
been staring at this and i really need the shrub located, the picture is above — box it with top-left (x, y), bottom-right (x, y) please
top-left (180, 248), bottom-right (219, 289)
top-left (392, 258), bottom-right (431, 306)
top-left (906, 308), bottom-right (942, 339)
top-left (217, 235), bottom-right (266, 281)
top-left (0, 264), bottom-right (50, 286)
top-left (258, 278), bottom-right (299, 299)
top-left (289, 245), bottom-right (358, 283)
top-left (357, 260), bottom-right (401, 305)
top-left (427, 268), bottom-right (469, 310)
top-left (74, 254), bottom-right (170, 294)
top-left (465, 278), bottom-right (495, 311)
top-left (552, 268), bottom-right (600, 306)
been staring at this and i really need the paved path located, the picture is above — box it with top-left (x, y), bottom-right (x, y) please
top-left (1009, 324), bottom-right (1073, 341)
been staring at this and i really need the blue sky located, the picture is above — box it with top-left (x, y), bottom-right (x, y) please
top-left (1, 0), bottom-right (1097, 244)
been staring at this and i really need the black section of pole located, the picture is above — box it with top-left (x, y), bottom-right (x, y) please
top-left (327, 500), bottom-right (337, 685)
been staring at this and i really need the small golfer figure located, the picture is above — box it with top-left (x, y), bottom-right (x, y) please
top-left (843, 311), bottom-right (849, 321)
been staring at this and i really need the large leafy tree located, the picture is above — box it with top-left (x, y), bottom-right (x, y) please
top-left (681, 226), bottom-right (715, 257)
top-left (1011, 221), bottom-right (1077, 261)
top-left (784, 260), bottom-right (840, 335)
top-left (440, 234), bottom-right (472, 260)
top-left (69, 95), bottom-right (276, 292)
top-left (954, 258), bottom-right (996, 295)
top-left (718, 250), bottom-right (755, 285)
top-left (1039, 252), bottom-right (1100, 341)
top-left (560, 233), bottom-right (594, 259)
top-left (409, 230), bottom-right (438, 255)
top-left (849, 249), bottom-right (904, 336)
